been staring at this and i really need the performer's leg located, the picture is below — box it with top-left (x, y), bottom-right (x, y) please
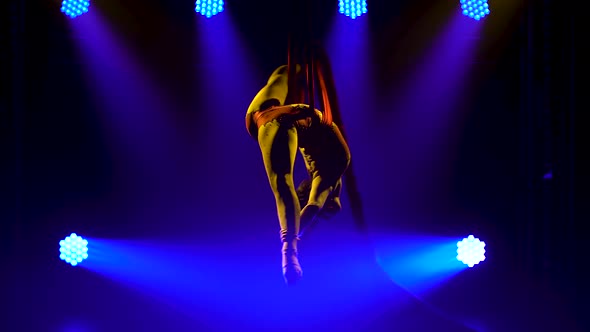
top-left (320, 178), bottom-right (343, 219)
top-left (299, 124), bottom-right (351, 237)
top-left (299, 176), bottom-right (336, 237)
top-left (296, 178), bottom-right (312, 211)
top-left (258, 119), bottom-right (302, 284)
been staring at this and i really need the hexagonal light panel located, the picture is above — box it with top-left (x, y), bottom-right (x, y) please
top-left (60, 0), bottom-right (90, 19)
top-left (339, 0), bottom-right (368, 20)
top-left (457, 235), bottom-right (486, 267)
top-left (460, 0), bottom-right (490, 21)
top-left (59, 233), bottom-right (89, 266)
top-left (195, 0), bottom-right (224, 18)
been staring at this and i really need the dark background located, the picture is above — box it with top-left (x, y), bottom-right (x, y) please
top-left (1, 0), bottom-right (586, 331)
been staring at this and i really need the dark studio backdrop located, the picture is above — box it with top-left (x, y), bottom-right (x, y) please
top-left (1, 0), bottom-right (586, 330)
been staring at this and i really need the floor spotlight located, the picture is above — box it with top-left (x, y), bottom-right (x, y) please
top-left (456, 235), bottom-right (486, 267)
top-left (59, 233), bottom-right (89, 266)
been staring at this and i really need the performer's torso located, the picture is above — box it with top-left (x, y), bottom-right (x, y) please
top-left (246, 104), bottom-right (321, 138)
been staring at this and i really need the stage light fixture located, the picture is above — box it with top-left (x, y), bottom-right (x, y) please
top-left (195, 0), bottom-right (224, 18)
top-left (338, 0), bottom-right (367, 20)
top-left (456, 235), bottom-right (486, 267)
top-left (460, 0), bottom-right (490, 21)
top-left (60, 0), bottom-right (90, 19)
top-left (59, 233), bottom-right (89, 266)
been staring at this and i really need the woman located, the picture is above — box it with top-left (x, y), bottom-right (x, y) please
top-left (245, 46), bottom-right (351, 285)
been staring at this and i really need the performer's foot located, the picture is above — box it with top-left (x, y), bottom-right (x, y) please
top-left (318, 197), bottom-right (342, 220)
top-left (282, 249), bottom-right (302, 285)
top-left (282, 247), bottom-right (303, 285)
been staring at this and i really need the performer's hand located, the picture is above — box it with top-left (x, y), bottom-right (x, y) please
top-left (292, 104), bottom-right (322, 124)
top-left (291, 104), bottom-right (312, 114)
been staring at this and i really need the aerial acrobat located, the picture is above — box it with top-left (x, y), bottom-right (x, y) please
top-left (244, 0), bottom-right (365, 285)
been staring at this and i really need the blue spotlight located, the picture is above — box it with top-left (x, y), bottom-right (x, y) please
top-left (339, 0), bottom-right (367, 20)
top-left (460, 0), bottom-right (490, 21)
top-left (60, 0), bottom-right (90, 19)
top-left (456, 235), bottom-right (486, 267)
top-left (59, 233), bottom-right (89, 266)
top-left (195, 0), bottom-right (224, 18)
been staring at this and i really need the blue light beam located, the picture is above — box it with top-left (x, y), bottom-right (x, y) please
top-left (375, 234), bottom-right (467, 296)
top-left (80, 236), bottom-right (389, 330)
